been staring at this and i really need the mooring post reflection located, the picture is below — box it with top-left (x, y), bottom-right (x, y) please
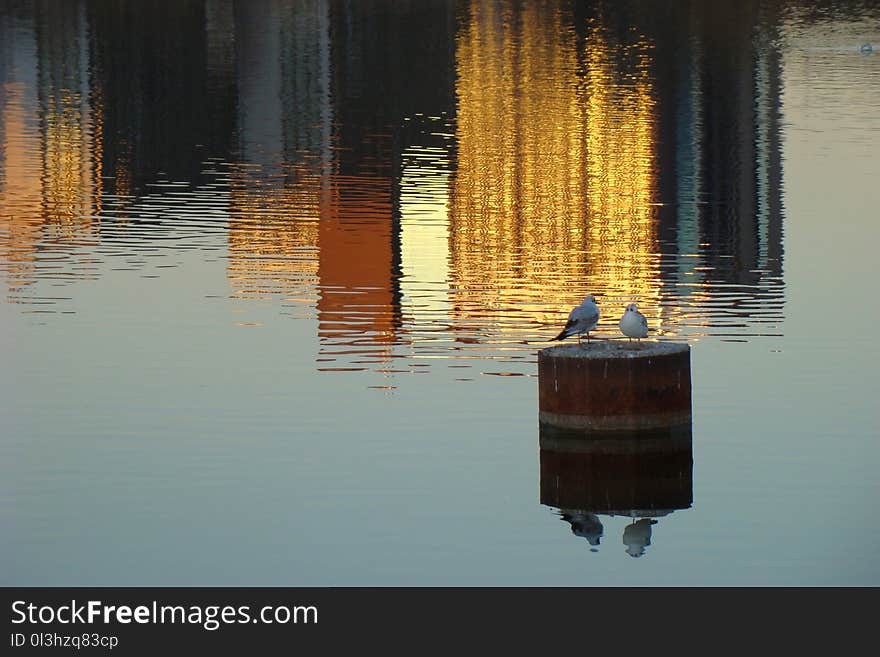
top-left (540, 422), bottom-right (693, 557)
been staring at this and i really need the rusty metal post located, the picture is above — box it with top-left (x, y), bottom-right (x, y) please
top-left (538, 342), bottom-right (692, 432)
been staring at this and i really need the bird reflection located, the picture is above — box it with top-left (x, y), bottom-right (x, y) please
top-left (558, 510), bottom-right (664, 557)
top-left (623, 518), bottom-right (659, 558)
top-left (560, 510), bottom-right (604, 551)
top-left (540, 422), bottom-right (692, 558)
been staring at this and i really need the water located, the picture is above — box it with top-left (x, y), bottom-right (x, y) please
top-left (1, 0), bottom-right (878, 586)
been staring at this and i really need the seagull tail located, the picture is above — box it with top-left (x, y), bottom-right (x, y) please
top-left (550, 328), bottom-right (570, 342)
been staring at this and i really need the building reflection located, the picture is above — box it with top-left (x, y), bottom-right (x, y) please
top-left (317, 0), bottom-right (455, 358)
top-left (87, 0), bottom-right (235, 192)
top-left (0, 2), bottom-right (101, 293)
top-left (449, 0), bottom-right (784, 343)
top-left (0, 10), bottom-right (42, 291)
top-left (225, 0), bottom-right (330, 302)
top-left (539, 422), bottom-right (693, 557)
top-left (450, 0), bottom-right (663, 338)
top-left (450, 0), bottom-right (595, 339)
top-left (654, 2), bottom-right (784, 281)
top-left (0, 0), bottom-right (787, 358)
top-left (638, 0), bottom-right (786, 332)
top-left (316, 174), bottom-right (399, 354)
top-left (223, 1), bottom-right (457, 362)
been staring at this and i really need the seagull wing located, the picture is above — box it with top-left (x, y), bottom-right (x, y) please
top-left (551, 301), bottom-right (599, 341)
top-left (551, 316), bottom-right (579, 341)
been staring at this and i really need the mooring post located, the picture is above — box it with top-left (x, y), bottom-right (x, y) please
top-left (538, 341), bottom-right (692, 432)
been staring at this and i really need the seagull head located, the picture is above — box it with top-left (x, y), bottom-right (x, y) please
top-left (625, 303), bottom-right (639, 312)
top-left (585, 294), bottom-right (598, 305)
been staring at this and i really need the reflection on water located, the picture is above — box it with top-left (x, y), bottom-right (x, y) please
top-left (0, 0), bottom-right (792, 378)
top-left (581, 11), bottom-right (659, 314)
top-left (540, 423), bottom-right (693, 558)
top-left (2, 0), bottom-right (879, 586)
top-left (0, 1), bottom-right (101, 294)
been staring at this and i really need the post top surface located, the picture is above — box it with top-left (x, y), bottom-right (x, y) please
top-left (539, 340), bottom-right (690, 360)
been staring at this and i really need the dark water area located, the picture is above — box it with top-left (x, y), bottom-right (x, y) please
top-left (1, 0), bottom-right (878, 585)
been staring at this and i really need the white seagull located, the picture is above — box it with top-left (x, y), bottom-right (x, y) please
top-left (622, 518), bottom-right (657, 558)
top-left (619, 303), bottom-right (648, 342)
top-left (551, 295), bottom-right (600, 344)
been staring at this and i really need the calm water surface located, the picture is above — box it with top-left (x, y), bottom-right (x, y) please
top-left (1, 0), bottom-right (878, 585)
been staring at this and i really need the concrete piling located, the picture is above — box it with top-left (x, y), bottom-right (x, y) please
top-left (538, 341), bottom-right (692, 432)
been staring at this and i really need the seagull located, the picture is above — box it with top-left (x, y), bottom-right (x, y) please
top-left (619, 303), bottom-right (648, 342)
top-left (551, 295), bottom-right (600, 344)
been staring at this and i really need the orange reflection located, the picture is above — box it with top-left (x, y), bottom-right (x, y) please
top-left (0, 82), bottom-right (43, 289)
top-left (224, 0), bottom-right (398, 359)
top-left (0, 18), bottom-right (101, 294)
top-left (226, 163), bottom-right (400, 354)
top-left (451, 1), bottom-right (661, 338)
top-left (317, 173), bottom-right (399, 350)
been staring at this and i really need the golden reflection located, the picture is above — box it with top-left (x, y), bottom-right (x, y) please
top-left (581, 19), bottom-right (660, 309)
top-left (42, 89), bottom-right (102, 230)
top-left (226, 165), bottom-right (321, 300)
top-left (451, 0), bottom-right (661, 338)
top-left (0, 16), bottom-right (102, 294)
